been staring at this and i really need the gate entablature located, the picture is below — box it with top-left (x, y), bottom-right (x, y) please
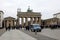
top-left (17, 12), bottom-right (41, 18)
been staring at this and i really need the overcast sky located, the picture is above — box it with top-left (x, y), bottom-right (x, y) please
top-left (0, 0), bottom-right (60, 19)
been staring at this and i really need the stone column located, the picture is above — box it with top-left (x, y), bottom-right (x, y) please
top-left (34, 17), bottom-right (37, 24)
top-left (13, 20), bottom-right (15, 26)
top-left (17, 17), bottom-right (19, 26)
top-left (25, 17), bottom-right (28, 26)
top-left (12, 20), bottom-right (14, 26)
top-left (14, 20), bottom-right (15, 26)
top-left (30, 17), bottom-right (33, 24)
top-left (38, 17), bottom-right (41, 25)
top-left (21, 17), bottom-right (24, 26)
top-left (5, 20), bottom-right (7, 28)
top-left (4, 20), bottom-right (5, 28)
top-left (14, 20), bottom-right (16, 26)
top-left (11, 20), bottom-right (13, 27)
top-left (7, 20), bottom-right (8, 27)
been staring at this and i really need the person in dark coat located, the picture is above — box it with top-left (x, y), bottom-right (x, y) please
top-left (25, 26), bottom-right (29, 31)
top-left (6, 27), bottom-right (7, 31)
top-left (8, 25), bottom-right (11, 31)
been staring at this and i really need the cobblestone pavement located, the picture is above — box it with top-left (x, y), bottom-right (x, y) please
top-left (0, 29), bottom-right (37, 40)
top-left (20, 28), bottom-right (57, 40)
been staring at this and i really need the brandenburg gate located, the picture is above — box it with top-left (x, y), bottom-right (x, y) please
top-left (17, 7), bottom-right (41, 27)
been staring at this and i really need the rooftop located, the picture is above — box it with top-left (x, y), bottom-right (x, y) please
top-left (54, 12), bottom-right (60, 15)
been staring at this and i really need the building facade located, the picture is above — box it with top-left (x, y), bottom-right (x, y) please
top-left (0, 11), bottom-right (4, 28)
top-left (42, 18), bottom-right (59, 27)
top-left (53, 13), bottom-right (60, 24)
top-left (3, 17), bottom-right (16, 27)
top-left (53, 13), bottom-right (60, 18)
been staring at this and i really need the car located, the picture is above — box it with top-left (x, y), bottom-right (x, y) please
top-left (30, 24), bottom-right (41, 32)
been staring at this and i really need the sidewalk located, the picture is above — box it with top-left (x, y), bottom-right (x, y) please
top-left (0, 29), bottom-right (37, 40)
top-left (39, 28), bottom-right (60, 40)
top-left (0, 28), bottom-right (6, 36)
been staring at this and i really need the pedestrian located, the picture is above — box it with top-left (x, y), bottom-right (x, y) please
top-left (6, 27), bottom-right (7, 31)
top-left (35, 30), bottom-right (37, 35)
top-left (25, 26), bottom-right (27, 30)
top-left (27, 26), bottom-right (29, 31)
top-left (8, 26), bottom-right (10, 31)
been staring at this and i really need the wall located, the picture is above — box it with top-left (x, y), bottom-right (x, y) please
top-left (0, 12), bottom-right (4, 27)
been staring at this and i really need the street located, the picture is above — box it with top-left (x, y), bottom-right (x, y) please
top-left (0, 29), bottom-right (37, 40)
top-left (0, 28), bottom-right (60, 40)
top-left (20, 28), bottom-right (57, 40)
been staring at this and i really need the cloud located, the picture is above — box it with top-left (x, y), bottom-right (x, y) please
top-left (0, 0), bottom-right (60, 19)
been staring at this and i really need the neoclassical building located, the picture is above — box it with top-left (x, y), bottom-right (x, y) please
top-left (42, 17), bottom-right (59, 27)
top-left (17, 7), bottom-right (41, 27)
top-left (0, 10), bottom-right (4, 28)
top-left (53, 12), bottom-right (60, 18)
top-left (3, 17), bottom-right (16, 27)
